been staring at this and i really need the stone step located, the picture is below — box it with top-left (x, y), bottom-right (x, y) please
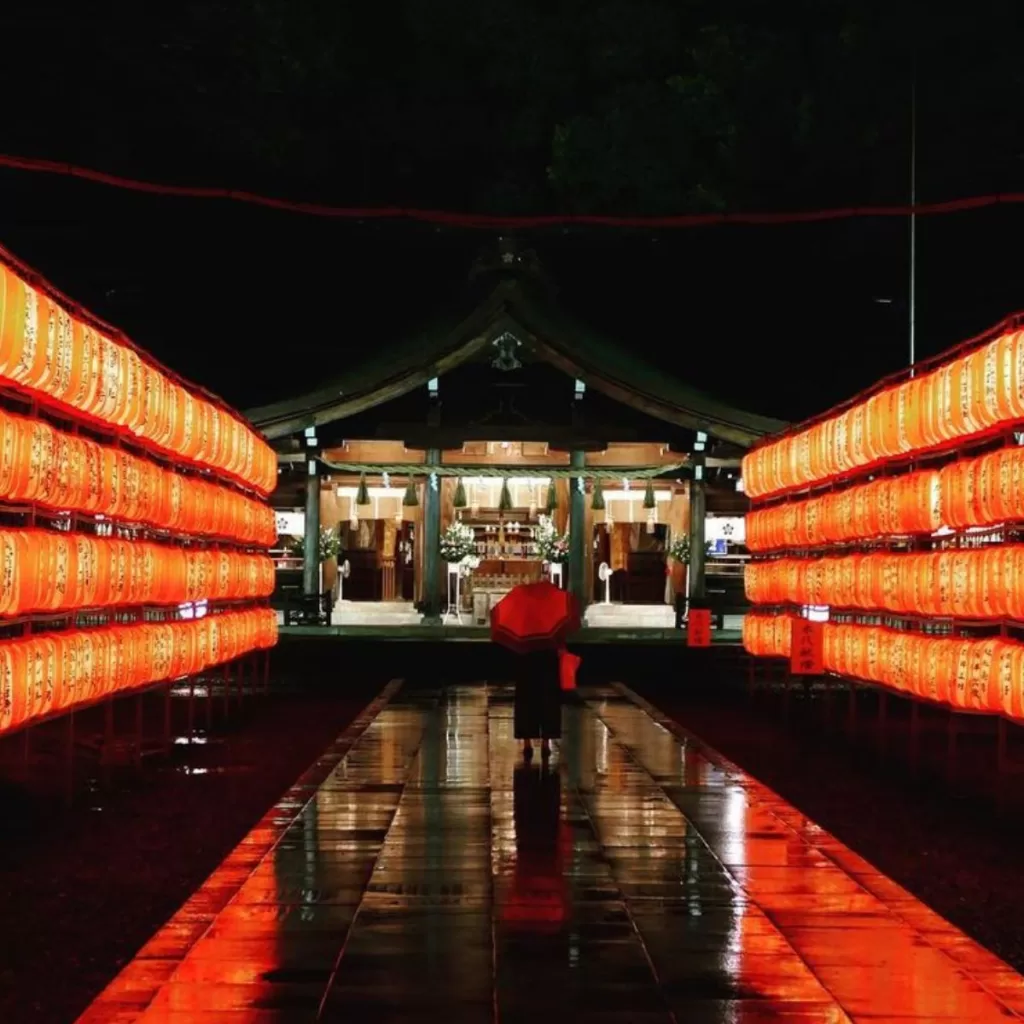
top-left (585, 604), bottom-right (675, 627)
top-left (331, 601), bottom-right (422, 626)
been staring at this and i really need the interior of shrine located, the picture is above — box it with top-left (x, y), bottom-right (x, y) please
top-left (250, 240), bottom-right (781, 635)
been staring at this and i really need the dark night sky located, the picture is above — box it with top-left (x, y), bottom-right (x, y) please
top-left (0, 2), bottom-right (1022, 426)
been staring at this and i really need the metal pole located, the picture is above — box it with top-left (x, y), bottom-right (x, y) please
top-left (909, 69), bottom-right (917, 370)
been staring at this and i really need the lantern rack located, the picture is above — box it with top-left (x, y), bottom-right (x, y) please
top-left (0, 635), bottom-right (272, 806)
top-left (749, 604), bottom-right (1024, 641)
top-left (0, 499), bottom-right (271, 555)
top-left (763, 313), bottom-right (1024, 444)
top-left (0, 241), bottom-right (262, 433)
top-left (0, 381), bottom-right (271, 504)
top-left (745, 651), bottom-right (998, 724)
top-left (748, 427), bottom-right (1021, 511)
top-left (744, 309), bottom-right (1024, 504)
top-left (747, 523), bottom-right (1019, 562)
top-left (0, 597), bottom-right (272, 641)
top-left (745, 645), bottom-right (1024, 775)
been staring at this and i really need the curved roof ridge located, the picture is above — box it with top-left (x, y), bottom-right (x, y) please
top-left (247, 276), bottom-right (786, 448)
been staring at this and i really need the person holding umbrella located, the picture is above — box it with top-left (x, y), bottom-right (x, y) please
top-left (512, 649), bottom-right (561, 760)
top-left (491, 581), bottom-right (581, 761)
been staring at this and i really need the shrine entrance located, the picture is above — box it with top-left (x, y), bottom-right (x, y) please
top-left (252, 240), bottom-right (781, 637)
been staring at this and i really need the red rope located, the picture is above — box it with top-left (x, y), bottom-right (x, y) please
top-left (3, 152), bottom-right (1024, 229)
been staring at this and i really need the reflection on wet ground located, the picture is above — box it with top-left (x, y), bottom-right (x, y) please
top-left (77, 681), bottom-right (1024, 1023)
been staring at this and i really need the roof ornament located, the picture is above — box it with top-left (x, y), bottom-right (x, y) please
top-left (470, 235), bottom-right (545, 283)
top-left (491, 331), bottom-right (523, 372)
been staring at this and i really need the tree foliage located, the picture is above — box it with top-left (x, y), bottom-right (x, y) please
top-left (1, 0), bottom-right (1021, 213)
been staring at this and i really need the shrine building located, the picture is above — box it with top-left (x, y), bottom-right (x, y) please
top-left (248, 240), bottom-right (783, 638)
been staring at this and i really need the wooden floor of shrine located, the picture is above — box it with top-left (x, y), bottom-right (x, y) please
top-left (76, 681), bottom-right (1024, 1023)
top-left (280, 624), bottom-right (743, 644)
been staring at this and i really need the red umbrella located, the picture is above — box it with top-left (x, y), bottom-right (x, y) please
top-left (490, 580), bottom-right (581, 654)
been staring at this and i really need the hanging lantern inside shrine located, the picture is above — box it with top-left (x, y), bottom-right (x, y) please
top-left (401, 478), bottom-right (419, 523)
top-left (499, 477), bottom-right (513, 513)
top-left (643, 478), bottom-right (656, 509)
top-left (591, 478), bottom-right (606, 523)
top-left (355, 472), bottom-right (371, 512)
top-left (545, 480), bottom-right (557, 513)
top-left (453, 477), bottom-right (467, 509)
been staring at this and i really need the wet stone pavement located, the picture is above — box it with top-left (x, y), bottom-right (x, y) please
top-left (77, 681), bottom-right (1024, 1023)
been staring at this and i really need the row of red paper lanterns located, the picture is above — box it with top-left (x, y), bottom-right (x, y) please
top-left (0, 262), bottom-right (275, 494)
top-left (0, 408), bottom-right (276, 545)
top-left (746, 547), bottom-right (1024, 620)
top-left (743, 613), bottom-right (1024, 719)
top-left (746, 445), bottom-right (1024, 552)
top-left (743, 328), bottom-right (1024, 500)
top-left (0, 607), bottom-right (277, 736)
top-left (0, 529), bottom-right (274, 618)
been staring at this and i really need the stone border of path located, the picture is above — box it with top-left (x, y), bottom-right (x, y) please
top-left (610, 680), bottom-right (1024, 1018)
top-left (75, 679), bottom-right (404, 1024)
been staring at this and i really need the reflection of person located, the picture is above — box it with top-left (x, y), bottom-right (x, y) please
top-left (503, 761), bottom-right (567, 931)
top-left (514, 762), bottom-right (560, 855)
top-left (514, 649), bottom-right (562, 760)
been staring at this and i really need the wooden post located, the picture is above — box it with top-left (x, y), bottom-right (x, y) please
top-left (847, 682), bottom-right (857, 736)
top-left (568, 451), bottom-right (587, 610)
top-left (877, 690), bottom-right (888, 760)
top-left (946, 710), bottom-right (958, 783)
top-left (303, 455), bottom-right (321, 598)
top-left (422, 450), bottom-right (442, 623)
top-left (103, 698), bottom-right (115, 789)
top-left (163, 684), bottom-right (173, 755)
top-left (64, 710), bottom-right (76, 807)
top-left (134, 692), bottom-right (144, 768)
top-left (687, 475), bottom-right (707, 605)
top-left (187, 678), bottom-right (196, 746)
top-left (909, 701), bottom-right (921, 777)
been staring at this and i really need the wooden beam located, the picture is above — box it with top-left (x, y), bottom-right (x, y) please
top-left (376, 424), bottom-right (634, 449)
top-left (322, 440), bottom-right (425, 464)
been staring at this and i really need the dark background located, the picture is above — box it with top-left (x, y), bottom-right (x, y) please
top-left (0, 1), bottom-right (1021, 423)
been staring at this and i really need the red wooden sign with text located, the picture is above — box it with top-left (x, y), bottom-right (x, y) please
top-left (687, 608), bottom-right (712, 648)
top-left (790, 618), bottom-right (824, 675)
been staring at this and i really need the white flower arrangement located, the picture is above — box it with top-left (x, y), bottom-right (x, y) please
top-left (440, 520), bottom-right (476, 563)
top-left (536, 514), bottom-right (569, 564)
top-left (667, 535), bottom-right (690, 563)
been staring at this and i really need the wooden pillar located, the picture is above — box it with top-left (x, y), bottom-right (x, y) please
top-left (583, 492), bottom-right (595, 607)
top-left (422, 452), bottom-right (442, 622)
top-left (687, 473), bottom-right (707, 603)
top-left (569, 451), bottom-right (587, 608)
top-left (303, 456), bottom-right (321, 597)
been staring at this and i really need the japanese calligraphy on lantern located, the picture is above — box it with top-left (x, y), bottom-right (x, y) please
top-left (687, 608), bottom-right (711, 648)
top-left (790, 618), bottom-right (824, 675)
